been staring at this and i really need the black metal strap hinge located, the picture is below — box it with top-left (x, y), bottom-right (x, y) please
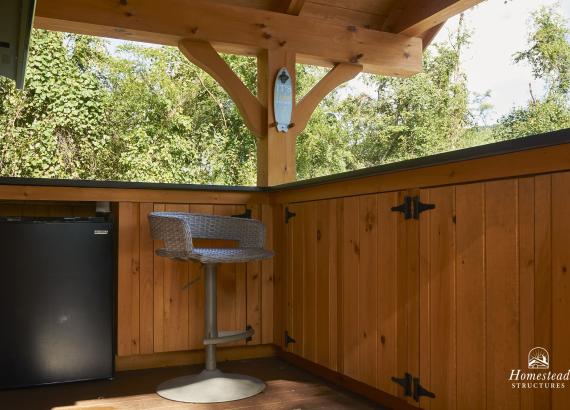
top-left (391, 372), bottom-right (413, 397)
top-left (285, 207), bottom-right (296, 223)
top-left (391, 196), bottom-right (413, 219)
top-left (232, 208), bottom-right (252, 219)
top-left (413, 377), bottom-right (435, 402)
top-left (412, 196), bottom-right (435, 219)
top-left (284, 330), bottom-right (296, 348)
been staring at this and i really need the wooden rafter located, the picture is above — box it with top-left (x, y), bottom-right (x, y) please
top-left (295, 63), bottom-right (362, 134)
top-left (179, 39), bottom-right (265, 138)
top-left (384, 0), bottom-right (483, 37)
top-left (34, 0), bottom-right (422, 76)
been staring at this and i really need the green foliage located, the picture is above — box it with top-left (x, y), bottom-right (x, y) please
top-left (514, 5), bottom-right (570, 95)
top-left (496, 4), bottom-right (570, 139)
top-left (0, 3), bottom-right (569, 184)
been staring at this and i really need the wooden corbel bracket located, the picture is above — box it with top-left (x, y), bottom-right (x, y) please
top-left (179, 39), bottom-right (266, 138)
top-left (293, 62), bottom-right (362, 134)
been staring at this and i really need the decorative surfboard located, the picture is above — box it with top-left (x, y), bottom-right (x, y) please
top-left (274, 67), bottom-right (293, 133)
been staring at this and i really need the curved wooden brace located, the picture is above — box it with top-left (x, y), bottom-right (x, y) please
top-left (294, 63), bottom-right (362, 134)
top-left (179, 39), bottom-right (266, 138)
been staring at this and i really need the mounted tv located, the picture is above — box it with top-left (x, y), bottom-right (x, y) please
top-left (0, 0), bottom-right (36, 89)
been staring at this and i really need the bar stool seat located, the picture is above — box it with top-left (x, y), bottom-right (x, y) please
top-left (156, 247), bottom-right (274, 264)
top-left (148, 211), bottom-right (273, 404)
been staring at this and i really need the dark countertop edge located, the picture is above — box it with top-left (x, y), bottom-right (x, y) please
top-left (0, 128), bottom-right (568, 194)
top-left (0, 177), bottom-right (264, 193)
top-left (272, 127), bottom-right (570, 191)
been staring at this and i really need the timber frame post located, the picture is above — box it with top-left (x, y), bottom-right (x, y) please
top-left (179, 39), bottom-right (362, 187)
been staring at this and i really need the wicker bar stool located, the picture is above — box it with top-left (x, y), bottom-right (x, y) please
top-left (148, 212), bottom-right (274, 403)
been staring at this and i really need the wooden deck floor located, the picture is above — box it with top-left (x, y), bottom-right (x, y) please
top-left (0, 357), bottom-right (380, 410)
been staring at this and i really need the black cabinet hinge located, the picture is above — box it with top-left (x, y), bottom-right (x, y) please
top-left (391, 372), bottom-right (413, 397)
top-left (285, 207), bottom-right (296, 223)
top-left (413, 377), bottom-right (435, 402)
top-left (284, 330), bottom-right (296, 347)
top-left (412, 196), bottom-right (435, 219)
top-left (391, 196), bottom-right (413, 219)
top-left (232, 208), bottom-right (252, 219)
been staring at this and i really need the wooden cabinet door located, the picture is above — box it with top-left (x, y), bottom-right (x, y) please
top-left (417, 173), bottom-right (570, 410)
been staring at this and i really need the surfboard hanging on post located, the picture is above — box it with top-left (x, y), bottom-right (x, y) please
top-left (274, 67), bottom-right (293, 133)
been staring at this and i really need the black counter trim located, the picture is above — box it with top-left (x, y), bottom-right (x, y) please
top-left (0, 128), bottom-right (568, 193)
top-left (272, 127), bottom-right (570, 191)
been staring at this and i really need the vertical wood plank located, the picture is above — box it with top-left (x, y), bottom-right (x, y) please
top-left (117, 202), bottom-right (140, 356)
top-left (342, 196), bottom-right (359, 379)
top-left (358, 194), bottom-right (378, 386)
top-left (407, 190), bottom-right (420, 407)
top-left (485, 180), bottom-right (520, 410)
top-left (213, 205), bottom-right (238, 337)
top-left (303, 201), bottom-right (317, 362)
top-left (377, 192), bottom-right (399, 395)
top-left (396, 190), bottom-right (412, 402)
top-left (424, 186), bottom-right (456, 410)
top-left (316, 200), bottom-right (331, 368)
top-left (246, 204), bottom-right (261, 345)
top-left (273, 204), bottom-right (285, 348)
top-left (456, 183), bottom-right (486, 409)
top-left (552, 172), bottom-right (570, 409)
top-left (261, 203), bottom-right (274, 344)
top-left (290, 203), bottom-right (304, 356)
top-left (518, 178), bottom-right (535, 410)
top-left (328, 199), bottom-right (339, 372)
top-left (163, 203), bottom-right (190, 352)
top-left (419, 189), bottom-right (431, 410)
top-left (533, 174), bottom-right (552, 408)
top-left (153, 203), bottom-right (166, 352)
top-left (139, 202), bottom-right (154, 354)
top-left (187, 204), bottom-right (213, 350)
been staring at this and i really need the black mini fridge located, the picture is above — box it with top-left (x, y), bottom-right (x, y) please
top-left (0, 217), bottom-right (114, 388)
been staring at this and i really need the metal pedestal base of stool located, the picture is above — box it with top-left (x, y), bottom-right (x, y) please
top-left (157, 369), bottom-right (265, 403)
top-left (156, 264), bottom-right (265, 403)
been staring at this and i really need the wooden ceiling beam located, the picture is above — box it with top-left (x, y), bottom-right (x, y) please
top-left (34, 0), bottom-right (422, 76)
top-left (384, 0), bottom-right (482, 37)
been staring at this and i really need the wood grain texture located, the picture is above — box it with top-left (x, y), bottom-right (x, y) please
top-left (358, 194), bottom-right (378, 386)
top-left (341, 196), bottom-right (359, 379)
top-left (551, 172), bottom-right (570, 409)
top-left (419, 187), bottom-right (456, 410)
top-left (139, 202), bottom-right (155, 354)
top-left (257, 48), bottom-right (297, 186)
top-left (518, 178), bottom-right (535, 410)
top-left (455, 183), bottom-right (486, 409)
top-left (117, 202), bottom-right (141, 356)
top-left (302, 201), bottom-right (317, 362)
top-left (533, 174), bottom-right (552, 408)
top-left (485, 180), bottom-right (520, 410)
top-left (377, 192), bottom-right (399, 396)
top-left (35, 0), bottom-right (423, 76)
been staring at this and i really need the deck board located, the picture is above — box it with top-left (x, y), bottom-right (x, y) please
top-left (0, 357), bottom-right (379, 410)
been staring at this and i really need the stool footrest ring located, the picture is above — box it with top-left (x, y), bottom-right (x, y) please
top-left (204, 326), bottom-right (254, 345)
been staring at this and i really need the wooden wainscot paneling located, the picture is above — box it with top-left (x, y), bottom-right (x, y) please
top-left (117, 199), bottom-right (274, 361)
top-left (277, 169), bottom-right (570, 410)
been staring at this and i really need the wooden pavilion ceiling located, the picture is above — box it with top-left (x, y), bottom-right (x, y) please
top-left (34, 0), bottom-right (483, 76)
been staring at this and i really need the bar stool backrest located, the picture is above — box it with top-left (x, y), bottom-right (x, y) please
top-left (149, 212), bottom-right (265, 259)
